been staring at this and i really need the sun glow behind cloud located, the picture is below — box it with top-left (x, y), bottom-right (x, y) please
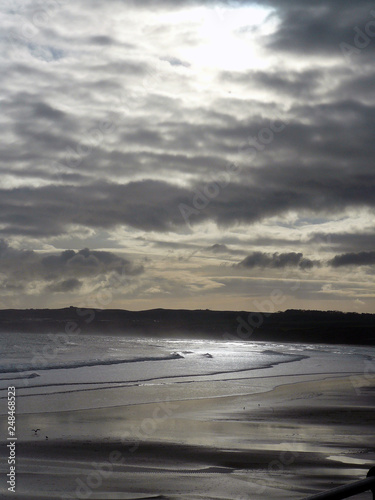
top-left (158, 5), bottom-right (276, 71)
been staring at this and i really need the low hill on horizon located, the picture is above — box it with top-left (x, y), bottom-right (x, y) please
top-left (0, 307), bottom-right (374, 346)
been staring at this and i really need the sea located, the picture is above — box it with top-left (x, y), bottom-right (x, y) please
top-left (0, 332), bottom-right (374, 499)
top-left (0, 332), bottom-right (373, 416)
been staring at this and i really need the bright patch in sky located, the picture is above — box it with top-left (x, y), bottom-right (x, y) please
top-left (165, 5), bottom-right (275, 71)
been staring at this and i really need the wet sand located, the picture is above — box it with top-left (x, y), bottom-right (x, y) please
top-left (1, 373), bottom-right (374, 499)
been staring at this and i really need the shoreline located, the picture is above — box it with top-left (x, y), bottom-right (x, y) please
top-left (0, 369), bottom-right (370, 416)
top-left (1, 373), bottom-right (374, 498)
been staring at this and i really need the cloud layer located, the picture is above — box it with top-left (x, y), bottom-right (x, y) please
top-left (0, 0), bottom-right (374, 311)
top-left (238, 252), bottom-right (316, 270)
top-left (0, 240), bottom-right (143, 302)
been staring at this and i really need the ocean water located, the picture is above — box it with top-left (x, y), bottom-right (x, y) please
top-left (0, 333), bottom-right (375, 499)
top-left (0, 332), bottom-right (373, 416)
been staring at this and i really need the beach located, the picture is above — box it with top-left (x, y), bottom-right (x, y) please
top-left (0, 335), bottom-right (374, 499)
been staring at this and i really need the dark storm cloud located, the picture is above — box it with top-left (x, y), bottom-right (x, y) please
top-left (256, 100), bottom-right (375, 166)
top-left (308, 232), bottom-right (375, 253)
top-left (220, 69), bottom-right (322, 98)
top-left (146, 97), bottom-right (375, 163)
top-left (0, 181), bottom-right (190, 236)
top-left (238, 252), bottom-right (315, 270)
top-left (260, 0), bottom-right (375, 58)
top-left (0, 164), bottom-right (375, 236)
top-left (2, 91), bottom-right (82, 159)
top-left (334, 70), bottom-right (375, 101)
top-left (329, 251), bottom-right (375, 267)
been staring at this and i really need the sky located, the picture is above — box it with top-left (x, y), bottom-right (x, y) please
top-left (1, 0), bottom-right (375, 313)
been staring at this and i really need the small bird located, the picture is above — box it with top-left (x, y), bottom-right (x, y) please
top-left (45, 436), bottom-right (48, 440)
top-left (32, 429), bottom-right (40, 436)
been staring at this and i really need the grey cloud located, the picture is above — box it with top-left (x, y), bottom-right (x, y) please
top-left (160, 56), bottom-right (191, 67)
top-left (27, 44), bottom-right (65, 63)
top-left (329, 251), bottom-right (375, 267)
top-left (221, 69), bottom-right (322, 98)
top-left (0, 181), bottom-right (190, 236)
top-left (1, 0), bottom-right (375, 311)
top-left (238, 252), bottom-right (316, 270)
top-left (247, 236), bottom-right (302, 248)
top-left (123, 129), bottom-right (164, 147)
top-left (0, 239), bottom-right (38, 270)
top-left (205, 243), bottom-right (246, 257)
top-left (207, 244), bottom-right (230, 253)
top-left (4, 73), bottom-right (375, 193)
top-left (87, 60), bottom-right (148, 77)
top-left (46, 278), bottom-right (83, 293)
top-left (335, 71), bottom-right (375, 101)
top-left (33, 102), bottom-right (66, 120)
top-left (0, 240), bottom-right (144, 294)
top-left (308, 232), bottom-right (375, 253)
top-left (0, 168), bottom-right (375, 237)
top-left (263, 1), bottom-right (375, 58)
top-left (41, 248), bottom-right (144, 278)
top-left (148, 240), bottom-right (200, 251)
top-left (89, 36), bottom-right (115, 46)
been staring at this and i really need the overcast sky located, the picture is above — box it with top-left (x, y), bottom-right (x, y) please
top-left (1, 0), bottom-right (374, 312)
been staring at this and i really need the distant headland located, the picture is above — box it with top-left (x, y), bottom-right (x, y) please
top-left (0, 308), bottom-right (374, 346)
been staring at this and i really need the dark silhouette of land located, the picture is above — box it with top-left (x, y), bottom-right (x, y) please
top-left (0, 308), bottom-right (374, 345)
